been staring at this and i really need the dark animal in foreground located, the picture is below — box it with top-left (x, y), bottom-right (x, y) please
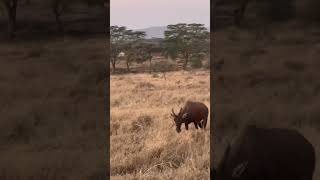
top-left (171, 101), bottom-right (209, 133)
top-left (213, 125), bottom-right (316, 180)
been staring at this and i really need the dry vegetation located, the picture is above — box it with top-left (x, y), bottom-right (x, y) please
top-left (0, 1), bottom-right (107, 179)
top-left (110, 69), bottom-right (210, 179)
top-left (0, 36), bottom-right (106, 179)
top-left (213, 22), bottom-right (320, 179)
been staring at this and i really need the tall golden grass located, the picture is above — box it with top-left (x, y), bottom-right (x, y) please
top-left (111, 70), bottom-right (210, 179)
top-left (0, 36), bottom-right (106, 179)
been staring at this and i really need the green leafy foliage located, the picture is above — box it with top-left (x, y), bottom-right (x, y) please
top-left (110, 26), bottom-right (151, 71)
top-left (111, 23), bottom-right (209, 72)
top-left (190, 53), bottom-right (206, 69)
top-left (110, 26), bottom-right (131, 71)
top-left (164, 23), bottom-right (209, 69)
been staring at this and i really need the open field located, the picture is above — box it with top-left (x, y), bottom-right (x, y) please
top-left (0, 36), bottom-right (106, 179)
top-left (213, 22), bottom-right (320, 179)
top-left (110, 70), bottom-right (210, 179)
top-left (0, 1), bottom-right (107, 179)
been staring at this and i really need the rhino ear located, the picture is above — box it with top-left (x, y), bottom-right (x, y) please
top-left (182, 113), bottom-right (188, 119)
top-left (232, 161), bottom-right (248, 178)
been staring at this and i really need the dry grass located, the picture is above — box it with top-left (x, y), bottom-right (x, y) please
top-left (0, 36), bottom-right (106, 179)
top-left (0, 4), bottom-right (107, 177)
top-left (214, 24), bottom-right (320, 179)
top-left (110, 70), bottom-right (210, 179)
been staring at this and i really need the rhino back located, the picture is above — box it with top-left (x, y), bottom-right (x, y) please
top-left (182, 101), bottom-right (208, 122)
top-left (222, 126), bottom-right (315, 180)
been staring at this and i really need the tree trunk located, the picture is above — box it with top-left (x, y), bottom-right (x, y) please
top-left (5, 0), bottom-right (18, 38)
top-left (111, 61), bottom-right (116, 72)
top-left (149, 58), bottom-right (152, 73)
top-left (183, 54), bottom-right (189, 70)
top-left (126, 61), bottom-right (130, 72)
top-left (183, 59), bottom-right (188, 70)
top-left (110, 56), bottom-right (116, 72)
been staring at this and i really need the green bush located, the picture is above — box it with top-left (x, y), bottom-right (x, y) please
top-left (190, 57), bottom-right (203, 68)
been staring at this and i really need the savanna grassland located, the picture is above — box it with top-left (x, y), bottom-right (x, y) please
top-left (213, 23), bottom-right (320, 179)
top-left (0, 36), bottom-right (107, 180)
top-left (110, 68), bottom-right (210, 179)
top-left (0, 1), bottom-right (106, 179)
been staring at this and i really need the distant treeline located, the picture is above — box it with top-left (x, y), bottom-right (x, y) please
top-left (0, 0), bottom-right (107, 38)
top-left (110, 23), bottom-right (210, 72)
top-left (213, 0), bottom-right (320, 29)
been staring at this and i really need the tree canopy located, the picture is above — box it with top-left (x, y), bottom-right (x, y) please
top-left (164, 23), bottom-right (209, 69)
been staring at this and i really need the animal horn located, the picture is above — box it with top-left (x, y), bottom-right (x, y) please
top-left (171, 108), bottom-right (176, 116)
top-left (232, 161), bottom-right (248, 178)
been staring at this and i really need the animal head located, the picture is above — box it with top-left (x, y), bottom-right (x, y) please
top-left (171, 108), bottom-right (189, 133)
top-left (215, 144), bottom-right (248, 180)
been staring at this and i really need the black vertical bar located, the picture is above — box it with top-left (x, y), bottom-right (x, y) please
top-left (210, 0), bottom-right (216, 179)
top-left (105, 0), bottom-right (110, 179)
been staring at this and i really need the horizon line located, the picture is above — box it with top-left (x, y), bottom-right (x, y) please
top-left (110, 24), bottom-right (211, 30)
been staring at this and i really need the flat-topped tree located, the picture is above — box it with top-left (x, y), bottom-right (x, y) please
top-left (51, 0), bottom-right (105, 33)
top-left (164, 23), bottom-right (209, 69)
top-left (110, 25), bottom-right (131, 72)
top-left (123, 31), bottom-right (146, 72)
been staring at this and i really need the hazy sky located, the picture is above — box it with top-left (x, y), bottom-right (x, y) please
top-left (110, 0), bottom-right (210, 29)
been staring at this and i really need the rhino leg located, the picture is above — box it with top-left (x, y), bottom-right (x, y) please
top-left (185, 123), bottom-right (189, 130)
top-left (194, 122), bottom-right (199, 129)
top-left (203, 118), bottom-right (208, 129)
top-left (198, 122), bottom-right (203, 128)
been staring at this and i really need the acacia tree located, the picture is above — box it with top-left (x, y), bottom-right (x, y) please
top-left (51, 0), bottom-right (105, 33)
top-left (0, 0), bottom-right (18, 38)
top-left (123, 31), bottom-right (146, 72)
top-left (111, 26), bottom-right (150, 72)
top-left (140, 43), bottom-right (154, 69)
top-left (139, 42), bottom-right (164, 72)
top-left (110, 26), bottom-right (131, 71)
top-left (164, 23), bottom-right (209, 69)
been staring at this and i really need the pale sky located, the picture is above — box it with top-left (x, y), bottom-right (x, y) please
top-left (110, 0), bottom-right (210, 29)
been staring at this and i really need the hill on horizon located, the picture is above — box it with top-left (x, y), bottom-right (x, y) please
top-left (135, 26), bottom-right (210, 39)
top-left (135, 26), bottom-right (167, 39)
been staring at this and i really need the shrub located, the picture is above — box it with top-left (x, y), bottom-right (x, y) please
top-left (190, 56), bottom-right (203, 69)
